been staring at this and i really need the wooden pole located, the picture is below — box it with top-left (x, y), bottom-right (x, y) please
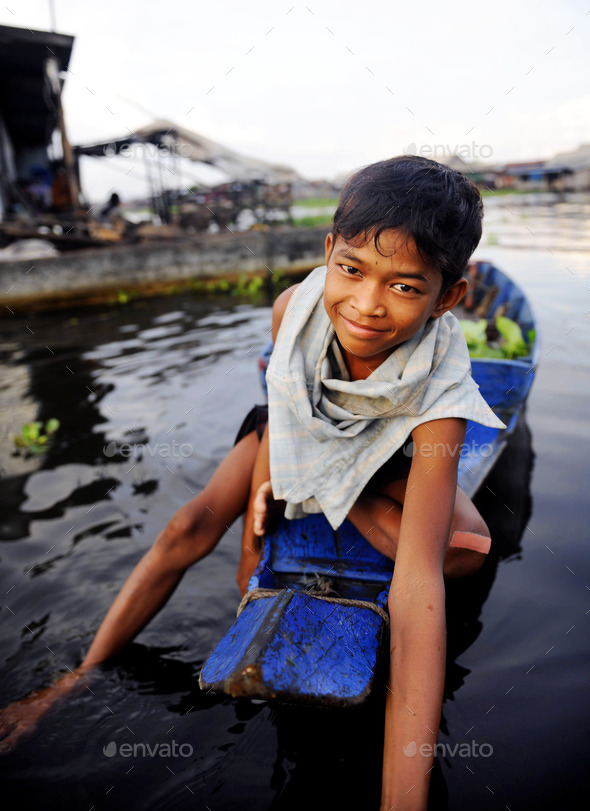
top-left (57, 100), bottom-right (82, 216)
top-left (45, 57), bottom-right (83, 218)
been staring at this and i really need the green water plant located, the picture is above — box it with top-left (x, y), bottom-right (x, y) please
top-left (14, 418), bottom-right (60, 455)
top-left (292, 213), bottom-right (334, 228)
top-left (459, 317), bottom-right (533, 360)
top-left (233, 274), bottom-right (265, 297)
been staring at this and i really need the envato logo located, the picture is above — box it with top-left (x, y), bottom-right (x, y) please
top-left (402, 441), bottom-right (494, 459)
top-left (103, 739), bottom-right (193, 758)
top-left (403, 142), bottom-right (493, 160)
top-left (403, 740), bottom-right (493, 758)
top-left (103, 142), bottom-right (194, 160)
top-left (103, 440), bottom-right (193, 459)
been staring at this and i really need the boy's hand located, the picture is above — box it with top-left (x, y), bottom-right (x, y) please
top-left (253, 481), bottom-right (285, 537)
top-left (253, 481), bottom-right (274, 537)
top-left (0, 671), bottom-right (86, 754)
top-left (236, 481), bottom-right (284, 596)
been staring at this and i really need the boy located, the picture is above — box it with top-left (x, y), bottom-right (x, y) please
top-left (241, 156), bottom-right (503, 809)
top-left (0, 156), bottom-right (501, 810)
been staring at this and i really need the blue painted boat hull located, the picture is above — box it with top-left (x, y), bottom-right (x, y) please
top-left (200, 514), bottom-right (393, 705)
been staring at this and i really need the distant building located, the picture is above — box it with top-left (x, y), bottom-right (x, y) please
top-left (291, 177), bottom-right (343, 200)
top-left (443, 155), bottom-right (504, 190)
top-left (443, 147), bottom-right (589, 193)
top-left (544, 144), bottom-right (590, 192)
top-left (499, 161), bottom-right (547, 190)
top-left (497, 160), bottom-right (578, 192)
top-left (0, 24), bottom-right (75, 220)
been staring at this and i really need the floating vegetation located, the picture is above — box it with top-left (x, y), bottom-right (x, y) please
top-left (459, 317), bottom-right (534, 360)
top-left (111, 271), bottom-right (286, 307)
top-left (14, 419), bottom-right (60, 455)
top-left (233, 274), bottom-right (264, 296)
top-left (183, 274), bottom-right (271, 298)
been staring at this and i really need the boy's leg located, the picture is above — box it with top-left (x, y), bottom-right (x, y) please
top-left (236, 424), bottom-right (272, 595)
top-left (442, 487), bottom-right (491, 578)
top-left (348, 481), bottom-right (490, 579)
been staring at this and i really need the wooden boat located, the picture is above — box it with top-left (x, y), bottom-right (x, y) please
top-left (199, 260), bottom-right (539, 707)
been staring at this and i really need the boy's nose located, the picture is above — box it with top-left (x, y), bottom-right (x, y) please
top-left (351, 285), bottom-right (386, 318)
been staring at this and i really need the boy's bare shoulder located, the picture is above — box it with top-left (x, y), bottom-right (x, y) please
top-left (273, 284), bottom-right (299, 315)
top-left (272, 284), bottom-right (300, 341)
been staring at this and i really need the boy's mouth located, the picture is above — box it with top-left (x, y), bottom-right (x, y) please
top-left (340, 314), bottom-right (388, 338)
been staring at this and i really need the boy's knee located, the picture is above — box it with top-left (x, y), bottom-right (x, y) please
top-left (444, 524), bottom-right (491, 578)
top-left (444, 545), bottom-right (488, 579)
top-left (446, 493), bottom-right (491, 578)
top-left (453, 490), bottom-right (489, 537)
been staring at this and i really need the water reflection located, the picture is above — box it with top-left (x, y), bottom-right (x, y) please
top-left (445, 414), bottom-right (534, 695)
top-left (483, 192), bottom-right (590, 252)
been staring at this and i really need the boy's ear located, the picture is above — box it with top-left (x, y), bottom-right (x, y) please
top-left (324, 232), bottom-right (334, 265)
top-left (432, 278), bottom-right (469, 318)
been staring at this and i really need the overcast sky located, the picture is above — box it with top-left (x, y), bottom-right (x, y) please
top-left (2, 0), bottom-right (589, 201)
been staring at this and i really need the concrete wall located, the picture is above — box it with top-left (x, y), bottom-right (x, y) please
top-left (0, 225), bottom-right (329, 311)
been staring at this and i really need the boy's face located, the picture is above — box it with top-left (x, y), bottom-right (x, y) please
top-left (323, 229), bottom-right (467, 378)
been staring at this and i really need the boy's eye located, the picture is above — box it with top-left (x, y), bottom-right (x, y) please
top-left (392, 283), bottom-right (417, 294)
top-left (341, 264), bottom-right (360, 275)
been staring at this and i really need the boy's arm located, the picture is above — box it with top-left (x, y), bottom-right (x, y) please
top-left (0, 534), bottom-right (193, 751)
top-left (380, 417), bottom-right (466, 810)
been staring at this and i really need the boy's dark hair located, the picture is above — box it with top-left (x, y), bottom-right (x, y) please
top-left (332, 155), bottom-right (483, 290)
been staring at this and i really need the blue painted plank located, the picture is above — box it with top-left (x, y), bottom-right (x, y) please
top-left (199, 588), bottom-right (388, 705)
top-left (199, 595), bottom-right (284, 688)
top-left (257, 592), bottom-right (386, 703)
top-left (264, 515), bottom-right (394, 585)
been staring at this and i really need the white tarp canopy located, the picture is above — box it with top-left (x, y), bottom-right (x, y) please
top-left (75, 119), bottom-right (300, 185)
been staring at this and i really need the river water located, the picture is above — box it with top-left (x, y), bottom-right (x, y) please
top-left (0, 194), bottom-right (589, 810)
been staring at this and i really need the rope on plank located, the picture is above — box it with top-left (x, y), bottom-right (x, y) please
top-left (237, 587), bottom-right (389, 627)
